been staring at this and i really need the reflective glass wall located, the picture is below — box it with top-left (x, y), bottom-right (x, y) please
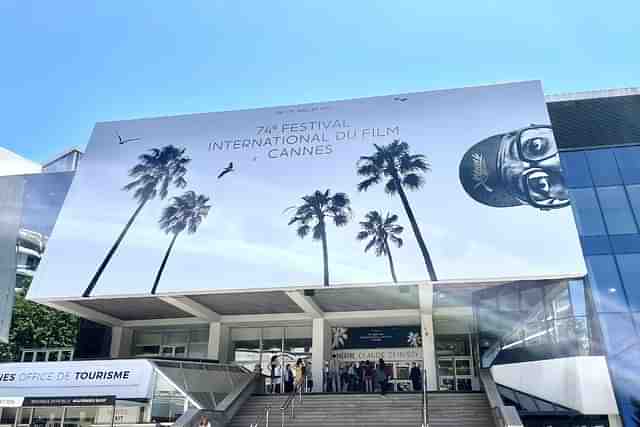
top-left (560, 145), bottom-right (640, 427)
top-left (473, 279), bottom-right (592, 368)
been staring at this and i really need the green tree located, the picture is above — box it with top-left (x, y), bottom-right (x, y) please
top-left (356, 140), bottom-right (437, 281)
top-left (356, 211), bottom-right (404, 283)
top-left (151, 191), bottom-right (211, 294)
top-left (83, 145), bottom-right (191, 297)
top-left (287, 190), bottom-right (351, 287)
top-left (0, 277), bottom-right (78, 362)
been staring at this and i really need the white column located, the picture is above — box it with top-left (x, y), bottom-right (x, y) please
top-left (208, 322), bottom-right (230, 362)
top-left (418, 282), bottom-right (438, 391)
top-left (421, 313), bottom-right (438, 391)
top-left (312, 318), bottom-right (331, 392)
top-left (110, 326), bottom-right (133, 358)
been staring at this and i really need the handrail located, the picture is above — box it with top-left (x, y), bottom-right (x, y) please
top-left (279, 383), bottom-right (303, 427)
top-left (422, 368), bottom-right (429, 427)
top-left (249, 405), bottom-right (270, 427)
top-left (479, 369), bottom-right (523, 427)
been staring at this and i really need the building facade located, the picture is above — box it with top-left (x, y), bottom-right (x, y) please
top-left (0, 84), bottom-right (638, 427)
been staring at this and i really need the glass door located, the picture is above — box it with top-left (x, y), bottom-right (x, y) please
top-left (437, 357), bottom-right (456, 391)
top-left (392, 362), bottom-right (413, 392)
top-left (454, 357), bottom-right (474, 391)
top-left (437, 356), bottom-right (474, 391)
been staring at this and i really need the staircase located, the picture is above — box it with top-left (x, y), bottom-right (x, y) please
top-left (228, 392), bottom-right (495, 427)
top-left (428, 393), bottom-right (495, 427)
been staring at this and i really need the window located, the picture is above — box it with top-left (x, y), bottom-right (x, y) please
top-left (596, 186), bottom-right (638, 235)
top-left (598, 313), bottom-right (638, 357)
top-left (586, 150), bottom-right (622, 186)
top-left (585, 256), bottom-right (629, 313)
top-left (1, 407), bottom-right (17, 425)
top-left (568, 188), bottom-right (606, 236)
top-left (614, 146), bottom-right (640, 185)
top-left (626, 184), bottom-right (640, 223)
top-left (569, 280), bottom-right (587, 316)
top-left (616, 254), bottom-right (640, 312)
top-left (560, 152), bottom-right (592, 188)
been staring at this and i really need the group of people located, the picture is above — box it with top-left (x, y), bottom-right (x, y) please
top-left (269, 355), bottom-right (310, 393)
top-left (325, 356), bottom-right (422, 394)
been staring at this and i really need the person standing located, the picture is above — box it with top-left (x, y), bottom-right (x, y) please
top-left (270, 355), bottom-right (280, 394)
top-left (328, 354), bottom-right (340, 392)
top-left (364, 360), bottom-right (373, 393)
top-left (376, 358), bottom-right (389, 395)
top-left (284, 363), bottom-right (293, 393)
top-left (410, 362), bottom-right (422, 391)
top-left (294, 358), bottom-right (305, 391)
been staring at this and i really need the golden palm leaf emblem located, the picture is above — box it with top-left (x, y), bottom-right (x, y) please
top-left (471, 153), bottom-right (493, 192)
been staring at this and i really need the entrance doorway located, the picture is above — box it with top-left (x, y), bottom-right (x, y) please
top-left (437, 356), bottom-right (474, 391)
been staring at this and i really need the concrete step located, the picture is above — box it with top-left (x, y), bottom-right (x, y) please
top-left (228, 392), bottom-right (494, 427)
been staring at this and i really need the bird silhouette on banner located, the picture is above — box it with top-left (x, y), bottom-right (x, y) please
top-left (217, 162), bottom-right (234, 179)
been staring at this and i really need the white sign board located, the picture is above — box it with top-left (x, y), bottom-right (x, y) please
top-left (332, 347), bottom-right (423, 362)
top-left (0, 359), bottom-right (154, 400)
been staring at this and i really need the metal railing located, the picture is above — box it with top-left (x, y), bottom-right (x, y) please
top-left (422, 368), bottom-right (429, 427)
top-left (249, 405), bottom-right (270, 427)
top-left (279, 383), bottom-right (303, 427)
top-left (479, 369), bottom-right (523, 427)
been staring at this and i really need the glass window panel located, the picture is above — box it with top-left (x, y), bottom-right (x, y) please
top-left (627, 184), bottom-right (640, 224)
top-left (64, 407), bottom-right (98, 427)
top-left (598, 313), bottom-right (638, 356)
top-left (586, 255), bottom-right (629, 313)
top-left (1, 407), bottom-right (17, 425)
top-left (616, 253), bottom-right (640, 312)
top-left (545, 283), bottom-right (571, 320)
top-left (498, 288), bottom-right (519, 312)
top-left (22, 351), bottom-right (34, 362)
top-left (597, 186), bottom-right (638, 235)
top-left (32, 407), bottom-right (63, 427)
top-left (523, 321), bottom-right (550, 347)
top-left (189, 328), bottom-right (209, 344)
top-left (615, 146), bottom-right (640, 185)
top-left (568, 188), bottom-right (606, 236)
top-left (586, 150), bottom-right (622, 186)
top-left (35, 351), bottom-right (46, 362)
top-left (47, 351), bottom-right (59, 361)
top-left (163, 332), bottom-right (189, 346)
top-left (60, 350), bottom-right (72, 361)
top-left (135, 331), bottom-right (162, 346)
top-left (231, 328), bottom-right (260, 341)
top-left (18, 408), bottom-right (31, 425)
top-left (569, 280), bottom-right (587, 316)
top-left (285, 326), bottom-right (313, 339)
top-left (560, 151), bottom-right (593, 188)
top-left (520, 286), bottom-right (544, 312)
top-left (188, 343), bottom-right (207, 358)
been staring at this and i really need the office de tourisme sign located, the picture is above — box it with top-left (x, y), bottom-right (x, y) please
top-left (0, 359), bottom-right (154, 400)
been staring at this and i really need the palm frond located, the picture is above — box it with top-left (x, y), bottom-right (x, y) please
top-left (402, 173), bottom-right (425, 190)
top-left (296, 225), bottom-right (311, 239)
top-left (357, 175), bottom-right (381, 192)
top-left (389, 234), bottom-right (403, 248)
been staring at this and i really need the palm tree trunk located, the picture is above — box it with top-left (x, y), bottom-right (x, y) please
top-left (83, 197), bottom-right (149, 297)
top-left (320, 219), bottom-right (329, 287)
top-left (151, 233), bottom-right (179, 295)
top-left (384, 239), bottom-right (398, 283)
top-left (395, 180), bottom-right (438, 281)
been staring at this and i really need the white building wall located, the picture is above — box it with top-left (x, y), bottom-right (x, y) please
top-left (491, 356), bottom-right (618, 415)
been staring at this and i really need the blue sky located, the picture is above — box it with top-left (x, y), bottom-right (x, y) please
top-left (1, 1), bottom-right (638, 163)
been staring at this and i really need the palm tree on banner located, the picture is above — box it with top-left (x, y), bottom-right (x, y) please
top-left (356, 210), bottom-right (404, 283)
top-left (286, 190), bottom-right (351, 287)
top-left (151, 191), bottom-right (211, 294)
top-left (82, 145), bottom-right (190, 297)
top-left (356, 140), bottom-right (437, 281)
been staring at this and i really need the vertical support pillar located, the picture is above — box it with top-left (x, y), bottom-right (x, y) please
top-left (110, 326), bottom-right (133, 358)
top-left (208, 322), bottom-right (230, 362)
top-left (312, 318), bottom-right (331, 392)
top-left (419, 282), bottom-right (438, 391)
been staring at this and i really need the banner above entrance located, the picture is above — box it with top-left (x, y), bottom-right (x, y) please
top-left (29, 81), bottom-right (585, 299)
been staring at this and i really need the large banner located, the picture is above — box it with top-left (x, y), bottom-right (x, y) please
top-left (29, 81), bottom-right (585, 299)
